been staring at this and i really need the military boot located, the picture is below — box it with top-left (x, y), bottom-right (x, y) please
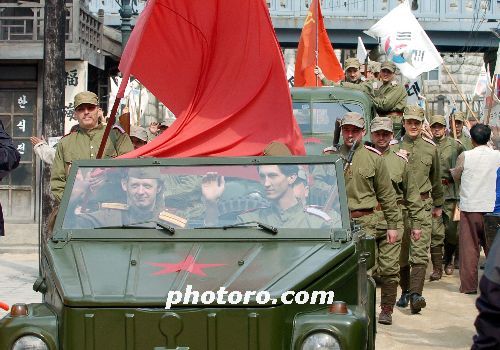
top-left (409, 264), bottom-right (427, 314)
top-left (443, 243), bottom-right (455, 275)
top-left (429, 246), bottom-right (443, 281)
top-left (396, 265), bottom-right (411, 308)
top-left (378, 305), bottom-right (394, 325)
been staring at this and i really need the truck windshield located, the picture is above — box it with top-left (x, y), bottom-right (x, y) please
top-left (293, 102), bottom-right (364, 135)
top-left (61, 163), bottom-right (342, 231)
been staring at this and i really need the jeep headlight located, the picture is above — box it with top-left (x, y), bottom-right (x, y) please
top-left (301, 332), bottom-right (341, 350)
top-left (12, 335), bottom-right (48, 350)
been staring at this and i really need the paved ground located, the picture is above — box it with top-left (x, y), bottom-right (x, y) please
top-left (0, 252), bottom-right (482, 349)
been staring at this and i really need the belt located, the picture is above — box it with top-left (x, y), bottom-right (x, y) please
top-left (420, 192), bottom-right (430, 200)
top-left (351, 209), bottom-right (374, 218)
top-left (442, 179), bottom-right (451, 186)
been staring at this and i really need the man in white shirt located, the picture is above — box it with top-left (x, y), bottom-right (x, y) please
top-left (451, 124), bottom-right (500, 294)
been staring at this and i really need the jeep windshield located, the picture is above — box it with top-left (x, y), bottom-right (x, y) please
top-left (61, 159), bottom-right (343, 231)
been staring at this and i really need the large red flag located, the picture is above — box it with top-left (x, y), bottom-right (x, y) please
top-left (117, 0), bottom-right (304, 157)
top-left (294, 0), bottom-right (344, 86)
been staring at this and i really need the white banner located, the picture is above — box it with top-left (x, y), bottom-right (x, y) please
top-left (64, 61), bottom-right (88, 133)
top-left (356, 36), bottom-right (367, 64)
top-left (364, 2), bottom-right (443, 79)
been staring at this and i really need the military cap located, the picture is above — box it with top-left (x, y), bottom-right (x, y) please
top-left (341, 112), bottom-right (365, 129)
top-left (370, 117), bottom-right (393, 132)
top-left (452, 111), bottom-right (466, 122)
top-left (403, 105), bottom-right (425, 121)
top-left (127, 167), bottom-right (162, 180)
top-left (263, 141), bottom-right (292, 156)
top-left (369, 61), bottom-right (381, 73)
top-left (130, 125), bottom-right (148, 142)
top-left (344, 58), bottom-right (361, 70)
top-left (430, 115), bottom-right (446, 126)
top-left (380, 61), bottom-right (396, 73)
top-left (74, 91), bottom-right (99, 109)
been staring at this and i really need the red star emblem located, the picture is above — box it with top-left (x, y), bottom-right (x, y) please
top-left (148, 255), bottom-right (225, 277)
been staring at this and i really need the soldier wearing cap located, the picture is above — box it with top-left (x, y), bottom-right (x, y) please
top-left (369, 61), bottom-right (381, 80)
top-left (50, 91), bottom-right (134, 201)
top-left (395, 105), bottom-right (443, 314)
top-left (71, 167), bottom-right (187, 229)
top-left (130, 125), bottom-right (148, 150)
top-left (450, 111), bottom-right (473, 150)
top-left (315, 57), bottom-right (365, 85)
top-left (319, 111), bottom-right (400, 267)
top-left (369, 117), bottom-right (424, 325)
top-left (429, 115), bottom-right (464, 279)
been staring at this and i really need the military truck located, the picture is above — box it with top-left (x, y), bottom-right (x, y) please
top-left (0, 156), bottom-right (375, 350)
top-left (291, 87), bottom-right (376, 154)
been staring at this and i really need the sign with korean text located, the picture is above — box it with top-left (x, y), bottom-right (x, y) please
top-left (64, 61), bottom-right (88, 133)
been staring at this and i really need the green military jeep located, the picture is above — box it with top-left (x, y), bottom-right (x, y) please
top-left (291, 86), bottom-right (376, 154)
top-left (0, 156), bottom-right (376, 350)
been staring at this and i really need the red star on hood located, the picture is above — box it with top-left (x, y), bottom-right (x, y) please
top-left (148, 255), bottom-right (225, 277)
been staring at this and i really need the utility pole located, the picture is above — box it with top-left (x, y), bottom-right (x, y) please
top-left (41, 0), bottom-right (65, 241)
top-left (120, 0), bottom-right (134, 50)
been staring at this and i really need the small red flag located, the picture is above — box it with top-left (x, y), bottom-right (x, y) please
top-left (294, 0), bottom-right (344, 86)
top-left (116, 0), bottom-right (304, 157)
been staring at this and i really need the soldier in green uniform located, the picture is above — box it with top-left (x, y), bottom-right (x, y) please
top-left (429, 115), bottom-right (464, 279)
top-left (50, 91), bottom-right (134, 201)
top-left (369, 117), bottom-right (424, 325)
top-left (315, 58), bottom-right (365, 85)
top-left (69, 168), bottom-right (187, 229)
top-left (396, 105), bottom-right (444, 314)
top-left (315, 61), bottom-right (407, 136)
top-left (202, 164), bottom-right (328, 228)
top-left (450, 111), bottom-right (474, 151)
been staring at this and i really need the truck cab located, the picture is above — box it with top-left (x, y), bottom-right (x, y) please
top-left (291, 87), bottom-right (376, 154)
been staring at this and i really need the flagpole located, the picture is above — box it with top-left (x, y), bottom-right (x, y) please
top-left (485, 73), bottom-right (495, 126)
top-left (315, 0), bottom-right (319, 87)
top-left (443, 64), bottom-right (479, 122)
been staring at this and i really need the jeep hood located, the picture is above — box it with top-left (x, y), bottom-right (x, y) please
top-left (47, 240), bottom-right (354, 307)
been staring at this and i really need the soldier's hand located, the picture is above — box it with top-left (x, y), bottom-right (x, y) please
top-left (201, 172), bottom-right (225, 203)
top-left (386, 229), bottom-right (399, 244)
top-left (411, 229), bottom-right (422, 241)
top-left (314, 66), bottom-right (325, 80)
top-left (432, 207), bottom-right (443, 218)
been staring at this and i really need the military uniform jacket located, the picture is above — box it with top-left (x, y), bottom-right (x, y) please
top-left (379, 148), bottom-right (424, 229)
top-left (459, 134), bottom-right (473, 151)
top-left (399, 135), bottom-right (444, 207)
top-left (338, 144), bottom-right (400, 229)
top-left (238, 202), bottom-right (327, 228)
top-left (50, 124), bottom-right (134, 201)
top-left (434, 136), bottom-right (464, 200)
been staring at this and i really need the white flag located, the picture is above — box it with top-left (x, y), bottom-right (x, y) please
top-left (364, 2), bottom-right (442, 79)
top-left (473, 65), bottom-right (489, 97)
top-left (356, 36), bottom-right (367, 64)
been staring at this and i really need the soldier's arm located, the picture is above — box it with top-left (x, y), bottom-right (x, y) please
top-left (115, 131), bottom-right (134, 155)
top-left (402, 163), bottom-right (424, 229)
top-left (320, 77), bottom-right (336, 86)
top-left (371, 86), bottom-right (407, 112)
top-left (374, 158), bottom-right (400, 229)
top-left (340, 81), bottom-right (372, 94)
top-left (50, 142), bottom-right (67, 202)
top-left (430, 147), bottom-right (444, 207)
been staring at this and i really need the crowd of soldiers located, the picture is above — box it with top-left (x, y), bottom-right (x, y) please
top-left (316, 57), bottom-right (494, 326)
top-left (38, 57), bottom-right (495, 329)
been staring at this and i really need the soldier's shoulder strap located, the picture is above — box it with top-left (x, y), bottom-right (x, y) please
top-left (304, 206), bottom-right (331, 221)
top-left (112, 124), bottom-right (126, 134)
top-left (389, 139), bottom-right (399, 145)
top-left (394, 149), bottom-right (409, 162)
top-left (60, 129), bottom-right (78, 140)
top-left (391, 80), bottom-right (398, 86)
top-left (101, 202), bottom-right (128, 210)
top-left (422, 136), bottom-right (436, 146)
top-left (364, 144), bottom-right (382, 155)
top-left (158, 210), bottom-right (188, 228)
top-left (322, 146), bottom-right (338, 154)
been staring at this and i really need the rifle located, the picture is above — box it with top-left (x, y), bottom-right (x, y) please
top-left (343, 139), bottom-right (357, 172)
